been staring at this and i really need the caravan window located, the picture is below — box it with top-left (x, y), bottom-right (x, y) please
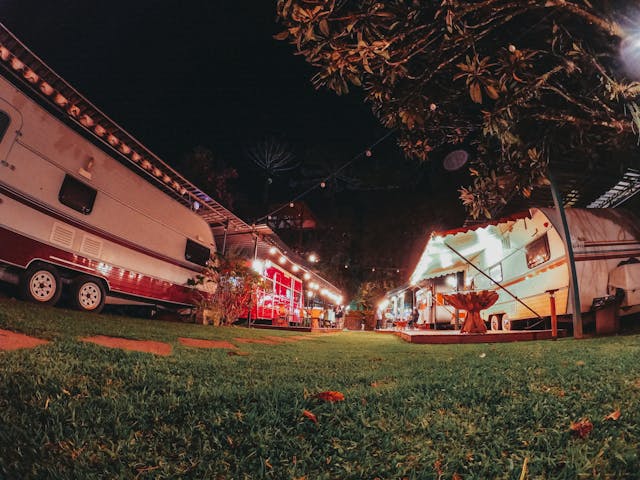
top-left (58, 174), bottom-right (97, 215)
top-left (0, 111), bottom-right (10, 142)
top-left (185, 239), bottom-right (210, 266)
top-left (474, 264), bottom-right (502, 289)
top-left (526, 234), bottom-right (550, 269)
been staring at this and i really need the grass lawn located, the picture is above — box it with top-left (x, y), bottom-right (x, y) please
top-left (1, 299), bottom-right (639, 479)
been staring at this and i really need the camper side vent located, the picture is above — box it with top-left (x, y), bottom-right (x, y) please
top-left (80, 235), bottom-right (103, 258)
top-left (50, 222), bottom-right (75, 249)
top-left (501, 235), bottom-right (511, 250)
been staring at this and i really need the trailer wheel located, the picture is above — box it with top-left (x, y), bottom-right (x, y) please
top-left (20, 263), bottom-right (62, 306)
top-left (501, 314), bottom-right (512, 331)
top-left (489, 314), bottom-right (502, 331)
top-left (70, 276), bottom-right (106, 313)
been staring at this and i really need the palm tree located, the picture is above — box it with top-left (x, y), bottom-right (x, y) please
top-left (245, 137), bottom-right (298, 206)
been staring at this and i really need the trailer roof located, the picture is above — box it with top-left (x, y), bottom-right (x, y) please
top-left (0, 23), bottom-right (249, 233)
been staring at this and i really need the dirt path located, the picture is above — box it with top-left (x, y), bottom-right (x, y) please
top-left (81, 335), bottom-right (172, 356)
top-left (0, 328), bottom-right (49, 351)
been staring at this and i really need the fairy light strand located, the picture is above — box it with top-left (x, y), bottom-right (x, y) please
top-left (254, 129), bottom-right (396, 224)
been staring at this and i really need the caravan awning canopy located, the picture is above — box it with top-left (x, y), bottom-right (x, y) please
top-left (410, 211), bottom-right (531, 284)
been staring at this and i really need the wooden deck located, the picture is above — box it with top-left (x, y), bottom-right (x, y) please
top-left (384, 328), bottom-right (568, 344)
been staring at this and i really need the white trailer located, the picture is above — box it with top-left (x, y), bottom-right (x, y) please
top-left (410, 208), bottom-right (640, 331)
top-left (0, 24), bottom-right (230, 312)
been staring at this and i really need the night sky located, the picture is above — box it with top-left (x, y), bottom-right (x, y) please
top-left (2, 1), bottom-right (384, 167)
top-left (2, 1), bottom-right (467, 289)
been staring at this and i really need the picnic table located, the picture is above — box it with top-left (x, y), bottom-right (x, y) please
top-left (442, 290), bottom-right (499, 334)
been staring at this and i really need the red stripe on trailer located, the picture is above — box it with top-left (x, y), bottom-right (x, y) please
top-left (0, 226), bottom-right (197, 305)
top-left (0, 182), bottom-right (202, 273)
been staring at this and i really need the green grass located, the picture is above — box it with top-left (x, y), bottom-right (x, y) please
top-left (1, 299), bottom-right (640, 479)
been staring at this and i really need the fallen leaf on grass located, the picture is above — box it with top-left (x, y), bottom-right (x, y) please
top-left (604, 409), bottom-right (621, 421)
top-left (264, 458), bottom-right (272, 469)
top-left (302, 410), bottom-right (318, 424)
top-left (315, 391), bottom-right (345, 402)
top-left (570, 418), bottom-right (593, 438)
top-left (575, 360), bottom-right (586, 366)
top-left (479, 352), bottom-right (486, 358)
top-left (227, 350), bottom-right (249, 356)
top-left (452, 474), bottom-right (462, 480)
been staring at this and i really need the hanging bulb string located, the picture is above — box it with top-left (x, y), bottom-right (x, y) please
top-left (254, 129), bottom-right (396, 224)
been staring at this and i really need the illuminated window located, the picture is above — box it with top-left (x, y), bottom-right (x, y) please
top-left (58, 174), bottom-right (97, 215)
top-left (526, 234), bottom-right (550, 269)
top-left (185, 239), bottom-right (210, 267)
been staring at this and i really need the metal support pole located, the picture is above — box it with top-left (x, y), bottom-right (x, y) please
top-left (549, 172), bottom-right (583, 338)
top-left (247, 232), bottom-right (259, 329)
top-left (547, 289), bottom-right (558, 339)
top-left (221, 219), bottom-right (229, 256)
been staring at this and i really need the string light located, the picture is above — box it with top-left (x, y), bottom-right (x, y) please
top-left (255, 129), bottom-right (396, 224)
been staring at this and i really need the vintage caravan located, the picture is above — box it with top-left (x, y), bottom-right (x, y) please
top-left (0, 24), bottom-right (220, 312)
top-left (410, 208), bottom-right (640, 331)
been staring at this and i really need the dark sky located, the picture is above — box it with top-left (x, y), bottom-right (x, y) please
top-left (2, 1), bottom-right (467, 287)
top-left (2, 1), bottom-right (384, 165)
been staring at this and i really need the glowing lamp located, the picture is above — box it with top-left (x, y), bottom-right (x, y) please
top-left (94, 125), bottom-right (106, 137)
top-left (80, 115), bottom-right (94, 128)
top-left (292, 265), bottom-right (299, 272)
top-left (10, 57), bottom-right (24, 71)
top-left (40, 82), bottom-right (54, 96)
top-left (54, 93), bottom-right (68, 107)
top-left (67, 105), bottom-right (81, 118)
top-left (303, 272), bottom-right (310, 280)
top-left (252, 259), bottom-right (264, 273)
top-left (308, 253), bottom-right (317, 263)
top-left (279, 256), bottom-right (287, 265)
top-left (107, 135), bottom-right (119, 147)
top-left (23, 69), bottom-right (38, 83)
top-left (269, 247), bottom-right (277, 255)
top-left (307, 291), bottom-right (313, 298)
top-left (0, 46), bottom-right (10, 61)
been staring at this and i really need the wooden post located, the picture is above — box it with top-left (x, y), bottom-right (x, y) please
top-left (546, 289), bottom-right (558, 339)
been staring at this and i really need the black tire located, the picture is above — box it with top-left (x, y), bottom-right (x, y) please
top-left (20, 263), bottom-right (62, 306)
top-left (489, 314), bottom-right (502, 331)
top-left (70, 275), bottom-right (106, 313)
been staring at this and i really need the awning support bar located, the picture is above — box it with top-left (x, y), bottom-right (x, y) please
top-left (444, 242), bottom-right (543, 320)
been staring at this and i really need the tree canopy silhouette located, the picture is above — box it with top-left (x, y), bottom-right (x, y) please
top-left (276, 0), bottom-right (640, 218)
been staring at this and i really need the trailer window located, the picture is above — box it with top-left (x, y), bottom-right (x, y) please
top-left (185, 239), bottom-right (210, 266)
top-left (58, 174), bottom-right (97, 215)
top-left (0, 111), bottom-right (10, 141)
top-left (474, 264), bottom-right (503, 289)
top-left (526, 234), bottom-right (550, 269)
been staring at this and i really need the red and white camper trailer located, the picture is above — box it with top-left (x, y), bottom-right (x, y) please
top-left (410, 208), bottom-right (640, 331)
top-left (0, 24), bottom-right (227, 312)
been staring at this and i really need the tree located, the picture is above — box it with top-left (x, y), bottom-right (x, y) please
top-left (188, 250), bottom-right (265, 325)
top-left (245, 136), bottom-right (298, 206)
top-left (276, 1), bottom-right (640, 218)
top-left (179, 146), bottom-right (238, 209)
